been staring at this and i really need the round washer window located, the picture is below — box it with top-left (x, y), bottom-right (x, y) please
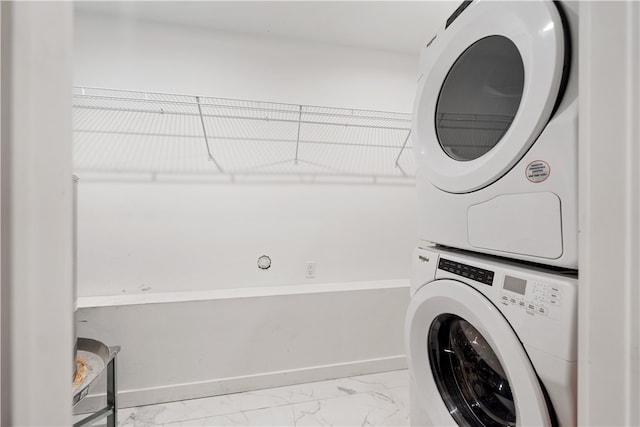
top-left (435, 36), bottom-right (525, 162)
top-left (429, 314), bottom-right (516, 426)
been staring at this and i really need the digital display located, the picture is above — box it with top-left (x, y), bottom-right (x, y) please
top-left (504, 275), bottom-right (527, 295)
top-left (438, 258), bottom-right (494, 286)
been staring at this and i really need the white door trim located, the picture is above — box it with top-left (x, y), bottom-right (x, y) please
top-left (0, 3), bottom-right (74, 425)
top-left (578, 1), bottom-right (640, 424)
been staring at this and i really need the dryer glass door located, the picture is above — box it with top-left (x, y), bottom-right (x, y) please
top-left (436, 36), bottom-right (524, 162)
top-left (429, 313), bottom-right (515, 426)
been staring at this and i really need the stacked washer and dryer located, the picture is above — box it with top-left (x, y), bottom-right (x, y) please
top-left (405, 1), bottom-right (579, 426)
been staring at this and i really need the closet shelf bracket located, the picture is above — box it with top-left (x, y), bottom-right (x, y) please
top-left (196, 96), bottom-right (224, 173)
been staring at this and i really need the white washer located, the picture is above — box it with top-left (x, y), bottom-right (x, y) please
top-left (405, 246), bottom-right (577, 426)
top-left (412, 1), bottom-right (578, 268)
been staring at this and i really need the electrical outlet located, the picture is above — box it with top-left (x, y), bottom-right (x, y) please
top-left (306, 262), bottom-right (317, 279)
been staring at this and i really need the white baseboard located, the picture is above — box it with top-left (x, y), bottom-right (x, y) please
top-left (76, 355), bottom-right (407, 413)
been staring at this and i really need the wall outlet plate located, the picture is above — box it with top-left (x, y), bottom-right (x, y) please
top-left (306, 262), bottom-right (317, 279)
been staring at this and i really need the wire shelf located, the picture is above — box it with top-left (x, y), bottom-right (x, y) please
top-left (72, 87), bottom-right (415, 183)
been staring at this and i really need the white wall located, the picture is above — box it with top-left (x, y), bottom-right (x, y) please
top-left (79, 181), bottom-right (416, 296)
top-left (73, 12), bottom-right (419, 297)
top-left (73, 12), bottom-right (418, 111)
top-left (75, 282), bottom-right (409, 410)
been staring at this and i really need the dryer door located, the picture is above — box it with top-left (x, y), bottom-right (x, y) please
top-left (413, 1), bottom-right (566, 193)
top-left (405, 279), bottom-right (552, 426)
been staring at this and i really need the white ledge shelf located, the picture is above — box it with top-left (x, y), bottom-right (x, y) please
top-left (72, 87), bottom-right (415, 184)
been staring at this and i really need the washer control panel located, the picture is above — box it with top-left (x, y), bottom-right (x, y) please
top-left (438, 257), bottom-right (494, 286)
top-left (499, 275), bottom-right (562, 317)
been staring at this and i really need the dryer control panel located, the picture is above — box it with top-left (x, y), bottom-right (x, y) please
top-left (446, 0), bottom-right (473, 29)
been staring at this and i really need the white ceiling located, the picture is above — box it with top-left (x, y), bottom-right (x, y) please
top-left (74, 1), bottom-right (459, 55)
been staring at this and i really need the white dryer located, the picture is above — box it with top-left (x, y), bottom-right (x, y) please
top-left (405, 246), bottom-right (577, 426)
top-left (412, 1), bottom-right (578, 268)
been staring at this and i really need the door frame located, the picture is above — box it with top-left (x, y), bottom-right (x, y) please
top-left (578, 1), bottom-right (640, 424)
top-left (0, 2), bottom-right (74, 425)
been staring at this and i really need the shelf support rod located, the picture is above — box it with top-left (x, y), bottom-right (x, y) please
top-left (294, 105), bottom-right (303, 165)
top-left (196, 96), bottom-right (224, 173)
top-left (395, 130), bottom-right (412, 175)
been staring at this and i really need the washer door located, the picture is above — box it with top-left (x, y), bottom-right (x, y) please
top-left (405, 280), bottom-right (552, 426)
top-left (413, 1), bottom-right (566, 193)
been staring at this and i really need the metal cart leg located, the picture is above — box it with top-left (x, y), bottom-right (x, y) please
top-left (106, 355), bottom-right (118, 427)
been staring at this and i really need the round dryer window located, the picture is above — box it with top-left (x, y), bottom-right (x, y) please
top-left (436, 36), bottom-right (524, 162)
top-left (429, 314), bottom-right (516, 426)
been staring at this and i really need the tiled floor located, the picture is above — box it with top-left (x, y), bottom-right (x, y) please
top-left (114, 369), bottom-right (409, 427)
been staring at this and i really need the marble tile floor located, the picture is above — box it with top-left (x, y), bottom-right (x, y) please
top-left (99, 369), bottom-right (410, 427)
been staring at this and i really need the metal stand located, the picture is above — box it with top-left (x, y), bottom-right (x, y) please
top-left (73, 339), bottom-right (120, 427)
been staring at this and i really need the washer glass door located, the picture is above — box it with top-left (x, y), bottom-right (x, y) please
top-left (405, 279), bottom-right (552, 426)
top-left (429, 314), bottom-right (515, 426)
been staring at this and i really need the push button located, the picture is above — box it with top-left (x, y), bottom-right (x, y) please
top-left (537, 305), bottom-right (548, 315)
